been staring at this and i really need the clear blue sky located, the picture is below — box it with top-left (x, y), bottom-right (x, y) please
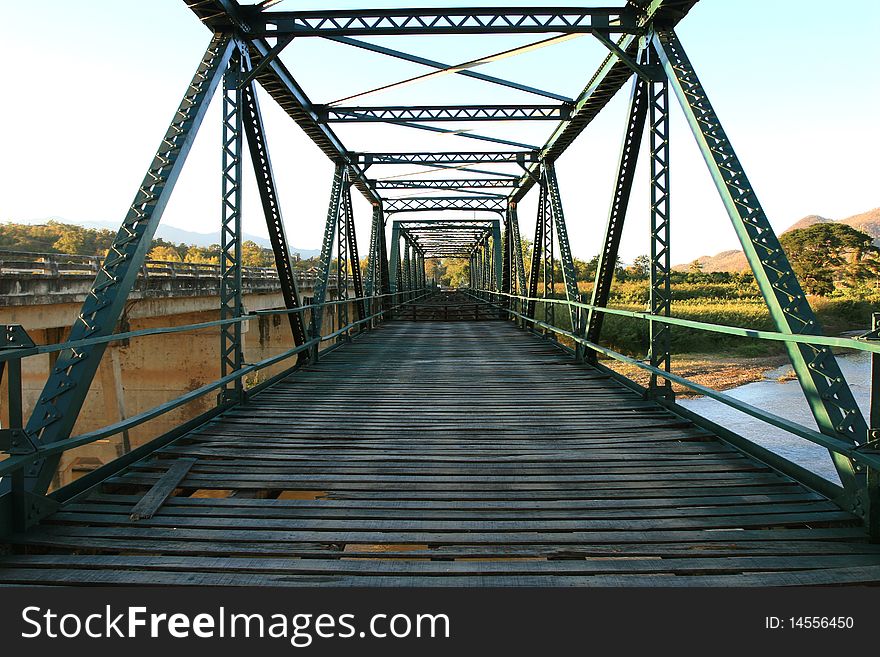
top-left (1, 0), bottom-right (877, 263)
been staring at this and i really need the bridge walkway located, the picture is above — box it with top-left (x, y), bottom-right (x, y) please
top-left (2, 320), bottom-right (880, 585)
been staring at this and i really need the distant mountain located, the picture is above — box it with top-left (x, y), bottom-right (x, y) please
top-left (7, 218), bottom-right (321, 259)
top-left (674, 208), bottom-right (880, 272)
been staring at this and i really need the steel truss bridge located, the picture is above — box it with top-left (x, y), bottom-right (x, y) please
top-left (0, 0), bottom-right (878, 586)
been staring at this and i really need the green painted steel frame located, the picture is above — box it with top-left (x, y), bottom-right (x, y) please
top-left (652, 29), bottom-right (868, 497)
top-left (647, 60), bottom-right (672, 398)
top-left (585, 72), bottom-right (648, 358)
top-left (219, 47), bottom-right (245, 403)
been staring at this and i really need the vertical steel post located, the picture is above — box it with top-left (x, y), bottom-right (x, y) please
top-left (868, 313), bottom-right (880, 539)
top-left (311, 162), bottom-right (346, 354)
top-left (492, 222), bottom-right (503, 294)
top-left (377, 205), bottom-right (391, 315)
top-left (536, 167), bottom-right (555, 329)
top-left (403, 240), bottom-right (412, 300)
top-left (870, 313), bottom-right (880, 433)
top-left (388, 222), bottom-right (400, 295)
top-left (508, 203), bottom-right (527, 325)
top-left (336, 181), bottom-right (351, 338)
top-left (501, 209), bottom-right (512, 295)
top-left (220, 48), bottom-right (244, 402)
top-left (648, 62), bottom-right (672, 399)
top-left (364, 203), bottom-right (381, 323)
top-left (344, 184), bottom-right (366, 325)
top-left (544, 161), bottom-right (579, 333)
top-left (526, 187), bottom-right (545, 322)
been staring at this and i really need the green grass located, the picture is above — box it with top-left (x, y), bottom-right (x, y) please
top-left (532, 286), bottom-right (878, 359)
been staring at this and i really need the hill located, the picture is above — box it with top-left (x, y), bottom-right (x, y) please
top-left (675, 208), bottom-right (880, 272)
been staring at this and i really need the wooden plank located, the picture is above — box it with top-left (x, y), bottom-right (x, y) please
top-left (1, 566), bottom-right (879, 587)
top-left (4, 553), bottom-right (880, 576)
top-left (14, 532), bottom-right (880, 560)
top-left (128, 458), bottom-right (196, 521)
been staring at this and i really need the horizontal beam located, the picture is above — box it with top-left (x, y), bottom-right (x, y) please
top-left (320, 105), bottom-right (570, 123)
top-left (397, 223), bottom-right (497, 230)
top-left (385, 197), bottom-right (507, 214)
top-left (359, 152), bottom-right (537, 166)
top-left (245, 7), bottom-right (640, 36)
top-left (373, 178), bottom-right (516, 190)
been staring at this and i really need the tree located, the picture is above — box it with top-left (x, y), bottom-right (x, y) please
top-left (241, 240), bottom-right (272, 267)
top-left (440, 258), bottom-right (469, 287)
top-left (780, 223), bottom-right (879, 295)
top-left (184, 245), bottom-right (218, 264)
top-left (628, 254), bottom-right (650, 280)
top-left (147, 245), bottom-right (182, 262)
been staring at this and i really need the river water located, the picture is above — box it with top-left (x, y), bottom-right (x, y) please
top-left (678, 352), bottom-right (873, 485)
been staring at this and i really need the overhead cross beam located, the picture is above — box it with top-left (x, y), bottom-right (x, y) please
top-left (242, 7), bottom-right (640, 37)
top-left (385, 196), bottom-right (507, 214)
top-left (359, 152), bottom-right (537, 167)
top-left (372, 179), bottom-right (516, 190)
top-left (320, 105), bottom-right (570, 123)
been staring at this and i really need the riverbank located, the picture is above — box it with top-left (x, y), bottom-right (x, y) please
top-left (602, 353), bottom-right (795, 397)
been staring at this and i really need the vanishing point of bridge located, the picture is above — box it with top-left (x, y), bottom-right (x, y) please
top-left (0, 1), bottom-right (879, 586)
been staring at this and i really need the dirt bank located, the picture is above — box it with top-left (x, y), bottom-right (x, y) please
top-left (602, 353), bottom-right (795, 397)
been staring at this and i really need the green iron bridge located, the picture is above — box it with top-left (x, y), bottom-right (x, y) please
top-left (0, 0), bottom-right (878, 586)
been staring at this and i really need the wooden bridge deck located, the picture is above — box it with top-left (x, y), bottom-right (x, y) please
top-left (3, 320), bottom-right (880, 586)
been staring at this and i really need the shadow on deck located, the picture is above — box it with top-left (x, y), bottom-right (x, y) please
top-left (2, 319), bottom-right (879, 586)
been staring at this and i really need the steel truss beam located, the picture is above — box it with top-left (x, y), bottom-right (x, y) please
top-left (652, 29), bottom-right (868, 495)
top-left (240, 52), bottom-right (308, 358)
top-left (364, 203), bottom-right (383, 304)
top-left (508, 204), bottom-right (528, 296)
top-left (320, 105), bottom-right (570, 123)
top-left (502, 211), bottom-right (512, 295)
top-left (647, 66), bottom-right (672, 398)
top-left (358, 152), bottom-right (537, 167)
top-left (18, 35), bottom-right (236, 496)
top-left (586, 73), bottom-right (648, 357)
top-left (336, 183), bottom-right (361, 332)
top-left (220, 50), bottom-right (245, 402)
top-left (544, 161), bottom-right (580, 332)
top-left (245, 7), bottom-right (639, 37)
top-left (524, 162), bottom-right (579, 327)
top-left (384, 196), bottom-right (506, 214)
top-left (343, 184), bottom-right (366, 323)
top-left (311, 162), bottom-right (346, 344)
top-left (372, 179), bottom-right (515, 190)
top-left (526, 169), bottom-right (551, 323)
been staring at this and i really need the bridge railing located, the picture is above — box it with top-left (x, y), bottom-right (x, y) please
top-left (0, 288), bottom-right (429, 508)
top-left (0, 249), bottom-right (326, 284)
top-left (472, 288), bottom-right (880, 524)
